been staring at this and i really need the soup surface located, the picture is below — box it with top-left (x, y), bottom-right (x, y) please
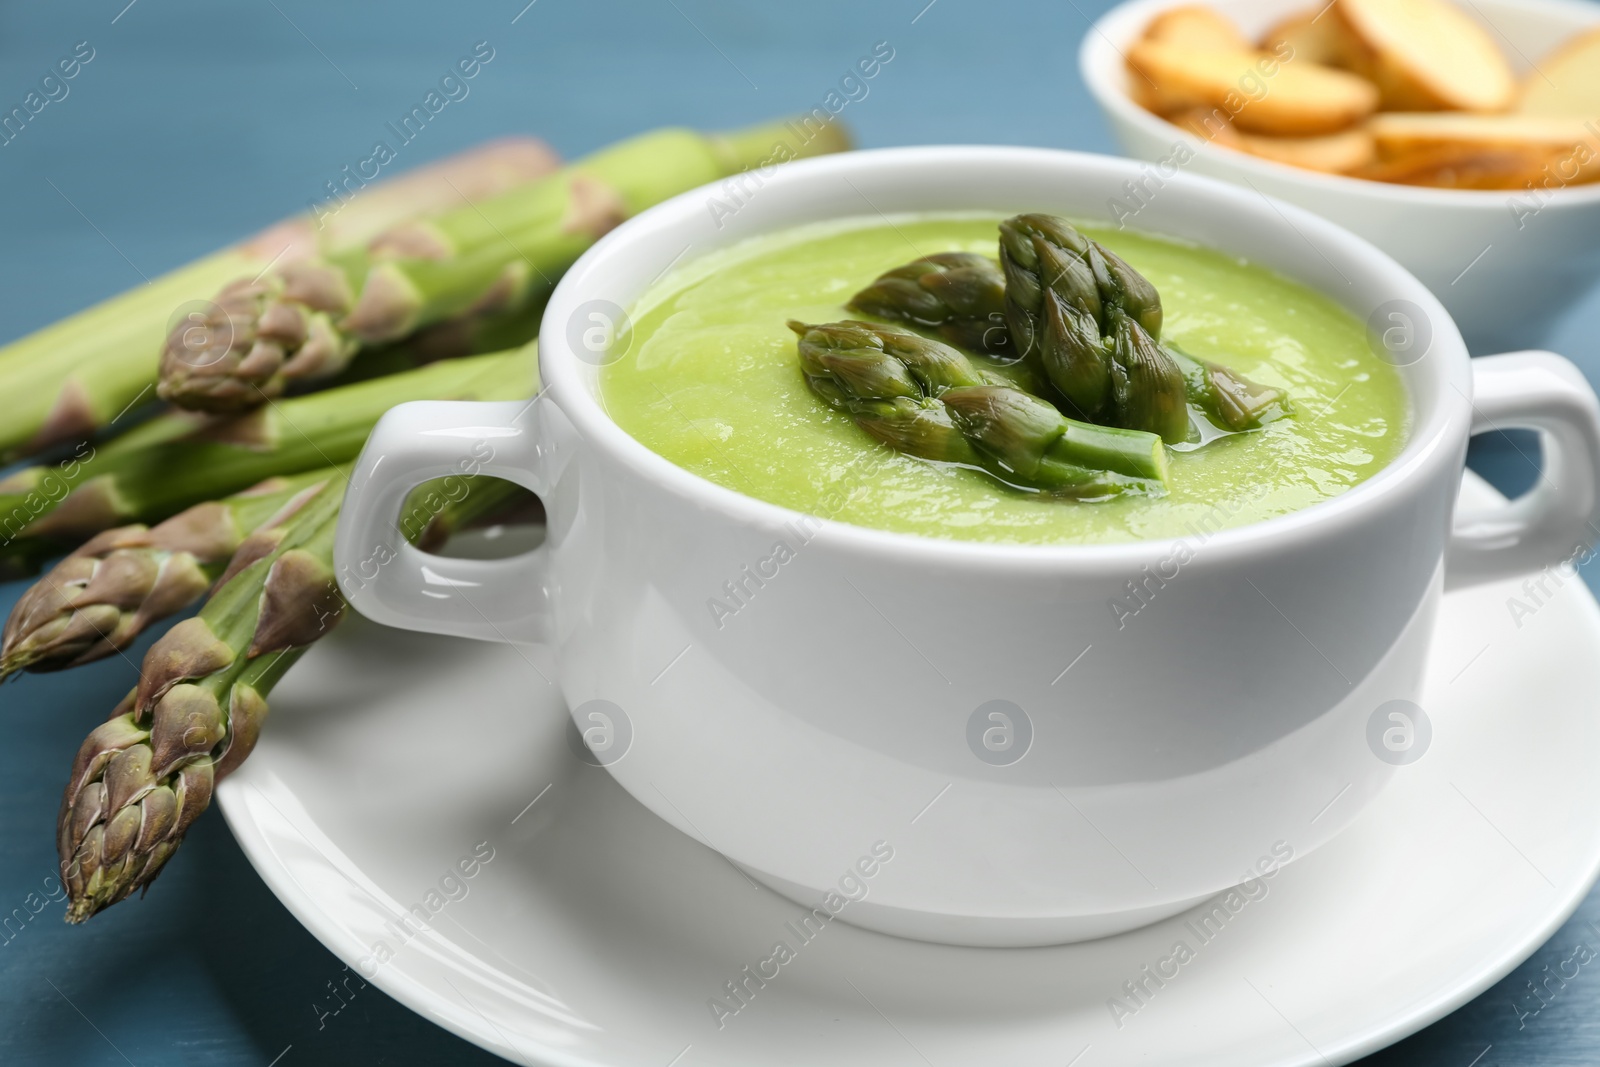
top-left (600, 214), bottom-right (1409, 545)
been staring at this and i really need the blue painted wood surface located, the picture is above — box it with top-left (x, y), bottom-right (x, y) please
top-left (2, 1), bottom-right (1597, 1063)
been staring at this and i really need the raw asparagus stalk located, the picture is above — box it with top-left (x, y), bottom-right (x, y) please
top-left (313, 281), bottom-right (544, 387)
top-left (0, 344), bottom-right (535, 547)
top-left (160, 118), bottom-right (852, 412)
top-left (2, 469), bottom-right (341, 677)
top-left (2, 467), bottom-right (532, 678)
top-left (999, 213), bottom-right (1288, 443)
top-left (791, 320), bottom-right (1167, 499)
top-left (57, 469), bottom-right (532, 922)
top-left (57, 476), bottom-right (344, 921)
top-left (0, 139), bottom-right (558, 461)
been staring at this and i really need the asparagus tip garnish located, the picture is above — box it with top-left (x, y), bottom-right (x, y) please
top-left (795, 319), bottom-right (1167, 497)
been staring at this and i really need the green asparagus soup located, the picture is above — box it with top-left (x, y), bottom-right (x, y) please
top-left (599, 214), bottom-right (1408, 545)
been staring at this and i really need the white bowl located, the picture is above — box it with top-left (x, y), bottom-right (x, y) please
top-left (338, 146), bottom-right (1600, 945)
top-left (1081, 0), bottom-right (1600, 354)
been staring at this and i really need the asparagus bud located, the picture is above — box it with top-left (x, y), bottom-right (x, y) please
top-left (1000, 213), bottom-right (1192, 442)
top-left (849, 397), bottom-right (986, 466)
top-left (5, 464), bottom-right (533, 681)
top-left (1090, 242), bottom-right (1163, 339)
top-left (995, 212), bottom-right (1289, 444)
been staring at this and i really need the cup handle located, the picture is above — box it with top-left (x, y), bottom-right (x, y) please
top-left (1446, 351), bottom-right (1600, 590)
top-left (333, 399), bottom-right (551, 644)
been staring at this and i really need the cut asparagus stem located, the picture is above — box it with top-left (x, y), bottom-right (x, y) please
top-left (791, 320), bottom-right (1167, 498)
top-left (0, 139), bottom-right (558, 462)
top-left (160, 117), bottom-right (852, 412)
top-left (0, 344), bottom-right (535, 548)
top-left (57, 467), bottom-right (533, 922)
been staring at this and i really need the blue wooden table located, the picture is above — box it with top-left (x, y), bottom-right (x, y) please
top-left (2, 1), bottom-right (1598, 1063)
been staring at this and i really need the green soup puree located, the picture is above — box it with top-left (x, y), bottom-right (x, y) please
top-left (599, 214), bottom-right (1408, 545)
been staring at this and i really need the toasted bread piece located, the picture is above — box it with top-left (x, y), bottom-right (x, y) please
top-left (1171, 107), bottom-right (1376, 173)
top-left (1259, 9), bottom-right (1358, 67)
top-left (1519, 26), bottom-right (1600, 120)
top-left (1350, 144), bottom-right (1564, 189)
top-left (1333, 0), bottom-right (1516, 112)
top-left (1128, 69), bottom-right (1174, 115)
top-left (1367, 112), bottom-right (1600, 187)
top-left (1171, 107), bottom-right (1242, 143)
top-left (1234, 127), bottom-right (1377, 173)
top-left (1128, 41), bottom-right (1379, 135)
top-left (1369, 111), bottom-right (1599, 153)
top-left (1144, 5), bottom-right (1252, 52)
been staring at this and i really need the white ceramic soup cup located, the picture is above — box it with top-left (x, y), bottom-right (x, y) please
top-left (334, 147), bottom-right (1600, 947)
top-left (1081, 0), bottom-right (1600, 355)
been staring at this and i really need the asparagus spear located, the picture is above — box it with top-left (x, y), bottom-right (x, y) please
top-left (2, 469), bottom-right (341, 677)
top-left (57, 470), bottom-right (530, 922)
top-left (160, 118), bottom-right (852, 412)
top-left (0, 345), bottom-right (534, 547)
top-left (56, 475), bottom-right (343, 921)
top-left (0, 311), bottom-right (532, 582)
top-left (791, 320), bottom-right (1167, 499)
top-left (3, 465), bottom-right (532, 679)
top-left (0, 139), bottom-right (558, 461)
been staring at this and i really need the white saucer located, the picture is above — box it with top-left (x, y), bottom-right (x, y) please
top-left (219, 473), bottom-right (1600, 1067)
